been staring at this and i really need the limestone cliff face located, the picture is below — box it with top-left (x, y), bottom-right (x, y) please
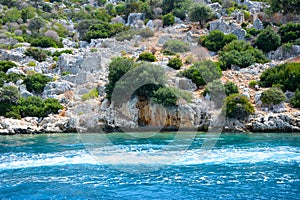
top-left (107, 98), bottom-right (211, 132)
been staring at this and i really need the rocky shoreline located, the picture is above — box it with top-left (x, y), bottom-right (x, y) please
top-left (1, 106), bottom-right (299, 135)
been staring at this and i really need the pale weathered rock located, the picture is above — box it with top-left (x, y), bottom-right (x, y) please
top-left (231, 28), bottom-right (247, 40)
top-left (253, 18), bottom-right (264, 30)
top-left (127, 13), bottom-right (145, 27)
top-left (173, 77), bottom-right (197, 91)
top-left (209, 19), bottom-right (239, 34)
top-left (267, 45), bottom-right (300, 61)
top-left (42, 81), bottom-right (74, 97)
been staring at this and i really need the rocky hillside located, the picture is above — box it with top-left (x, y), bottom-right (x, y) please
top-left (0, 0), bottom-right (299, 134)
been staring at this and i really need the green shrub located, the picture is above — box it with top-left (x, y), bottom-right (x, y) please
top-left (201, 30), bottom-right (237, 52)
top-left (254, 27), bottom-right (281, 53)
top-left (28, 61), bottom-right (36, 67)
top-left (167, 56), bottom-right (183, 70)
top-left (31, 36), bottom-right (62, 48)
top-left (223, 94), bottom-right (255, 119)
top-left (163, 39), bottom-right (189, 53)
top-left (83, 22), bottom-right (127, 42)
top-left (219, 40), bottom-right (268, 69)
top-left (24, 73), bottom-right (51, 94)
top-left (0, 86), bottom-right (20, 104)
top-left (278, 23), bottom-right (300, 43)
top-left (161, 50), bottom-right (176, 56)
top-left (249, 80), bottom-right (258, 89)
top-left (261, 87), bottom-right (286, 105)
top-left (19, 96), bottom-right (62, 118)
top-left (137, 52), bottom-right (156, 62)
top-left (163, 13), bottom-right (175, 27)
top-left (224, 81), bottom-right (239, 96)
top-left (178, 60), bottom-right (222, 88)
top-left (290, 90), bottom-right (300, 108)
top-left (152, 87), bottom-right (191, 106)
top-left (52, 49), bottom-right (73, 57)
top-left (25, 47), bottom-right (47, 62)
top-left (259, 62), bottom-right (300, 92)
top-left (81, 88), bottom-right (99, 101)
top-left (61, 71), bottom-right (71, 76)
top-left (0, 60), bottom-right (17, 73)
top-left (6, 73), bottom-right (26, 83)
top-left (246, 28), bottom-right (261, 36)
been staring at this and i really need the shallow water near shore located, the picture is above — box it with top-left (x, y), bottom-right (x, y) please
top-left (0, 132), bottom-right (299, 199)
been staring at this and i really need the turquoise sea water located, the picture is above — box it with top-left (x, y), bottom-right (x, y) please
top-left (0, 132), bottom-right (299, 199)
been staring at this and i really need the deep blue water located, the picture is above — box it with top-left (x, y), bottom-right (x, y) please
top-left (0, 132), bottom-right (299, 199)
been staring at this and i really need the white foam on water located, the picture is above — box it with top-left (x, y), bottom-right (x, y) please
top-left (0, 146), bottom-right (299, 170)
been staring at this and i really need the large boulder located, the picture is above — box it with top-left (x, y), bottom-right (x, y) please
top-left (127, 13), bottom-right (145, 27)
top-left (42, 81), bottom-right (74, 97)
top-left (231, 28), bottom-right (247, 40)
top-left (209, 19), bottom-right (239, 34)
top-left (267, 45), bottom-right (300, 61)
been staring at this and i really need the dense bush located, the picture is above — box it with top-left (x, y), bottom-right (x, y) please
top-left (137, 52), bottom-right (156, 62)
top-left (167, 56), bottom-right (183, 70)
top-left (259, 63), bottom-right (300, 92)
top-left (261, 87), bottom-right (286, 105)
top-left (31, 36), bottom-right (62, 48)
top-left (254, 27), bottom-right (281, 53)
top-left (163, 40), bottom-right (189, 53)
top-left (223, 94), bottom-right (255, 119)
top-left (0, 60), bottom-right (17, 73)
top-left (6, 73), bottom-right (26, 83)
top-left (199, 30), bottom-right (237, 52)
top-left (152, 87), bottom-right (191, 106)
top-left (24, 73), bottom-right (51, 94)
top-left (83, 22), bottom-right (127, 42)
top-left (249, 80), bottom-right (258, 89)
top-left (52, 49), bottom-right (73, 57)
top-left (19, 96), bottom-right (63, 118)
top-left (224, 82), bottom-right (239, 96)
top-left (219, 40), bottom-right (268, 69)
top-left (163, 13), bottom-right (175, 27)
top-left (291, 90), bottom-right (300, 108)
top-left (278, 23), bottom-right (300, 44)
top-left (178, 60), bottom-right (222, 88)
top-left (25, 47), bottom-right (47, 62)
top-left (0, 86), bottom-right (20, 104)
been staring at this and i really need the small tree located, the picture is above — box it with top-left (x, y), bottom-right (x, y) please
top-left (29, 17), bottom-right (45, 34)
top-left (261, 87), bottom-right (286, 105)
top-left (189, 3), bottom-right (214, 28)
top-left (254, 27), bottom-right (281, 53)
top-left (167, 56), bottom-right (183, 70)
top-left (0, 60), bottom-right (17, 73)
top-left (24, 73), bottom-right (51, 94)
top-left (163, 39), bottom-right (189, 53)
top-left (223, 94), bottom-right (255, 119)
top-left (163, 13), bottom-right (175, 27)
top-left (137, 52), bottom-right (156, 62)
